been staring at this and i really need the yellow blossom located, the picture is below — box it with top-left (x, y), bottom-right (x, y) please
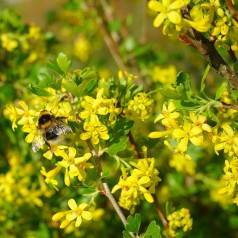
top-left (40, 166), bottom-right (61, 190)
top-left (214, 124), bottom-right (238, 157)
top-left (165, 208), bottom-right (193, 237)
top-left (148, 0), bottom-right (190, 28)
top-left (55, 147), bottom-right (94, 185)
top-left (125, 92), bottom-right (153, 121)
top-left (1, 34), bottom-right (18, 51)
top-left (52, 199), bottom-right (92, 228)
top-left (154, 101), bottom-right (180, 128)
top-left (80, 120), bottom-right (109, 144)
top-left (172, 119), bottom-right (203, 153)
top-left (218, 159), bottom-right (238, 204)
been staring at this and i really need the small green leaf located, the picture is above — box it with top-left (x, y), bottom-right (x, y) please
top-left (85, 79), bottom-right (98, 93)
top-left (215, 82), bottom-right (227, 100)
top-left (125, 213), bottom-right (141, 234)
top-left (62, 80), bottom-right (79, 96)
top-left (200, 64), bottom-right (210, 93)
top-left (56, 52), bottom-right (71, 73)
top-left (107, 136), bottom-right (128, 157)
top-left (143, 221), bottom-right (161, 238)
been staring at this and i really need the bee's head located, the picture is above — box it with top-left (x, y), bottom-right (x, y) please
top-left (38, 110), bottom-right (52, 127)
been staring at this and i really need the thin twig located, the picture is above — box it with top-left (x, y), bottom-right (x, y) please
top-left (153, 195), bottom-right (169, 230)
top-left (128, 131), bottom-right (142, 159)
top-left (86, 140), bottom-right (134, 235)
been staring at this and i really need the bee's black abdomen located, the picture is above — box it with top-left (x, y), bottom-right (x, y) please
top-left (45, 131), bottom-right (58, 140)
top-left (39, 114), bottom-right (52, 125)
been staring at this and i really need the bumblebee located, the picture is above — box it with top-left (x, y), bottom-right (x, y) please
top-left (32, 110), bottom-right (72, 152)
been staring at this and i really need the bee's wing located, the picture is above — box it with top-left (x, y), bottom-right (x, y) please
top-left (52, 119), bottom-right (72, 136)
top-left (32, 130), bottom-right (45, 152)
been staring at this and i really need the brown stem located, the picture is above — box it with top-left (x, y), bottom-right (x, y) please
top-left (222, 103), bottom-right (238, 110)
top-left (153, 195), bottom-right (169, 230)
top-left (94, 2), bottom-right (127, 70)
top-left (179, 33), bottom-right (238, 89)
top-left (225, 0), bottom-right (238, 22)
top-left (128, 131), bottom-right (142, 159)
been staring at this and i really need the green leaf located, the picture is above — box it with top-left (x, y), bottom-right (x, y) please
top-left (143, 221), bottom-right (161, 238)
top-left (125, 213), bottom-right (141, 234)
top-left (200, 64), bottom-right (210, 93)
top-left (56, 52), bottom-right (71, 73)
top-left (28, 85), bottom-right (53, 96)
top-left (85, 79), bottom-right (98, 93)
top-left (158, 88), bottom-right (183, 99)
top-left (47, 59), bottom-right (64, 75)
top-left (176, 72), bottom-right (195, 101)
top-left (63, 80), bottom-right (79, 96)
top-left (215, 82), bottom-right (227, 100)
top-left (107, 136), bottom-right (128, 157)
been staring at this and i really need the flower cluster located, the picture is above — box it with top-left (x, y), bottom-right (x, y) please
top-left (112, 158), bottom-right (161, 213)
top-left (79, 88), bottom-right (122, 144)
top-left (149, 101), bottom-right (212, 155)
top-left (0, 151), bottom-right (52, 222)
top-left (164, 208), bottom-right (193, 237)
top-left (148, 0), bottom-right (238, 56)
top-left (218, 159), bottom-right (238, 204)
top-left (124, 92), bottom-right (154, 121)
top-left (148, 0), bottom-right (212, 38)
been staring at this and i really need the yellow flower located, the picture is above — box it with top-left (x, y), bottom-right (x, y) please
top-left (169, 153), bottom-right (196, 175)
top-left (218, 160), bottom-right (238, 204)
top-left (80, 119), bottom-right (109, 145)
top-left (79, 89), bottom-right (108, 122)
top-left (184, 5), bottom-right (212, 32)
top-left (1, 34), bottom-right (18, 51)
top-left (154, 101), bottom-right (180, 128)
top-left (74, 34), bottom-right (90, 62)
top-left (214, 124), bottom-right (238, 157)
top-left (165, 208), bottom-right (193, 237)
top-left (40, 166), bottom-right (61, 190)
top-left (189, 112), bottom-right (212, 133)
top-left (125, 92), bottom-right (153, 121)
top-left (56, 147), bottom-right (93, 185)
top-left (52, 199), bottom-right (93, 228)
top-left (152, 65), bottom-right (177, 86)
top-left (131, 158), bottom-right (161, 194)
top-left (148, 0), bottom-right (190, 28)
top-left (172, 120), bottom-right (203, 153)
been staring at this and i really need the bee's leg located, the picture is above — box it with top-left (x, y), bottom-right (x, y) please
top-left (45, 141), bottom-right (52, 150)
